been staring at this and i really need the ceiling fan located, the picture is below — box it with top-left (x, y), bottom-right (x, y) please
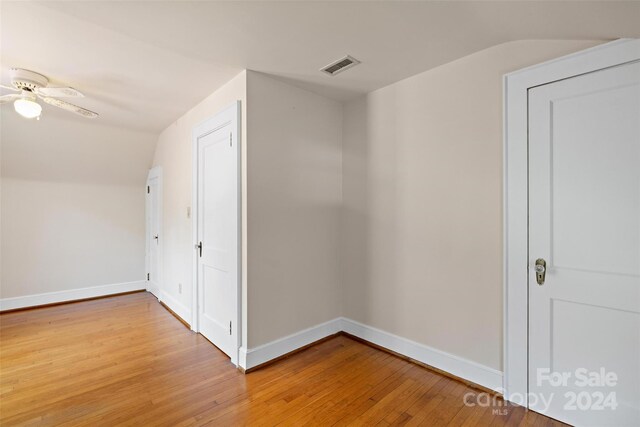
top-left (0, 68), bottom-right (98, 120)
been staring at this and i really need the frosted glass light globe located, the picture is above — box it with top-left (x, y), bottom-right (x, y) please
top-left (14, 99), bottom-right (42, 119)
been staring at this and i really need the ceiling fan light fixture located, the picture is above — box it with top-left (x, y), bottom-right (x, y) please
top-left (14, 98), bottom-right (42, 119)
top-left (1, 69), bottom-right (98, 120)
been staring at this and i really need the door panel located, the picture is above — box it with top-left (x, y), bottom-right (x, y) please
top-left (195, 104), bottom-right (239, 363)
top-left (146, 173), bottom-right (161, 298)
top-left (528, 61), bottom-right (640, 426)
top-left (551, 83), bottom-right (639, 276)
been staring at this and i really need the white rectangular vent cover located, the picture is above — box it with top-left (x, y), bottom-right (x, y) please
top-left (321, 55), bottom-right (360, 76)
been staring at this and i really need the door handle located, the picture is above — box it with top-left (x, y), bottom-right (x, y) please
top-left (153, 234), bottom-right (158, 242)
top-left (535, 258), bottom-right (546, 285)
top-left (196, 241), bottom-right (202, 257)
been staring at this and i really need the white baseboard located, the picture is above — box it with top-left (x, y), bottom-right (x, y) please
top-left (2, 282), bottom-right (503, 392)
top-left (147, 281), bottom-right (161, 299)
top-left (238, 316), bottom-right (502, 392)
top-left (0, 280), bottom-right (147, 312)
top-left (341, 318), bottom-right (503, 392)
top-left (158, 290), bottom-right (192, 326)
top-left (240, 317), bottom-right (343, 370)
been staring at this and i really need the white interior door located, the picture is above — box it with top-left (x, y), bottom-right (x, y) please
top-left (194, 102), bottom-right (240, 364)
top-left (146, 167), bottom-right (162, 298)
top-left (528, 61), bottom-right (640, 426)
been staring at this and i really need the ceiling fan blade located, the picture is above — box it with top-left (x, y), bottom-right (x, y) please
top-left (40, 97), bottom-right (98, 118)
top-left (36, 87), bottom-right (84, 98)
top-left (0, 84), bottom-right (19, 92)
top-left (0, 93), bottom-right (27, 104)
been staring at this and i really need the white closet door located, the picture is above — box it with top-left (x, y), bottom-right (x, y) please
top-left (194, 102), bottom-right (240, 364)
top-left (528, 61), bottom-right (640, 426)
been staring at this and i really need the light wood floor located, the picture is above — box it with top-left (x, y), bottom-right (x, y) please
top-left (0, 292), bottom-right (565, 426)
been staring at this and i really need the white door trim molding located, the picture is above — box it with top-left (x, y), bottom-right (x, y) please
top-left (503, 38), bottom-right (640, 404)
top-left (191, 101), bottom-right (242, 365)
top-left (146, 166), bottom-right (163, 299)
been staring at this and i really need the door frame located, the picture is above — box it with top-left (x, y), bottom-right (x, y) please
top-left (191, 101), bottom-right (242, 366)
top-left (503, 38), bottom-right (640, 405)
top-left (145, 166), bottom-right (163, 298)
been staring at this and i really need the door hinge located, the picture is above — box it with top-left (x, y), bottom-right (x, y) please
top-left (147, 185), bottom-right (150, 194)
top-left (229, 321), bottom-right (232, 335)
top-left (147, 273), bottom-right (150, 281)
top-left (230, 133), bottom-right (232, 147)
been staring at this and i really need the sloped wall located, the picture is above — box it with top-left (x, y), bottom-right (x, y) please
top-left (1, 112), bottom-right (156, 301)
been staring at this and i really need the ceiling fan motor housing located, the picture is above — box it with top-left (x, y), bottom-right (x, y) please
top-left (10, 68), bottom-right (49, 92)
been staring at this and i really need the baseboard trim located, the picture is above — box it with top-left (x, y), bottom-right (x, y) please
top-left (238, 317), bottom-right (503, 393)
top-left (239, 317), bottom-right (343, 371)
top-left (147, 281), bottom-right (161, 299)
top-left (159, 300), bottom-right (191, 329)
top-left (4, 285), bottom-right (504, 393)
top-left (158, 290), bottom-right (191, 327)
top-left (341, 318), bottom-right (503, 392)
top-left (241, 332), bottom-right (341, 374)
top-left (0, 281), bottom-right (147, 312)
top-left (341, 332), bottom-right (498, 395)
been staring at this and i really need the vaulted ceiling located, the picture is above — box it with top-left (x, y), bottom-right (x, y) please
top-left (2, 1), bottom-right (639, 133)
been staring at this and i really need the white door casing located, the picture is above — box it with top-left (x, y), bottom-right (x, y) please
top-left (528, 61), bottom-right (639, 426)
top-left (192, 101), bottom-right (241, 365)
top-left (504, 39), bottom-right (640, 412)
top-left (146, 166), bottom-right (162, 298)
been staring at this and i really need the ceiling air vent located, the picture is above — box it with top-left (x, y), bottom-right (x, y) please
top-left (321, 55), bottom-right (360, 76)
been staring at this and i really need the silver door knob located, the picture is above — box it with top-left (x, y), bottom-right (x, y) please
top-left (535, 258), bottom-right (546, 285)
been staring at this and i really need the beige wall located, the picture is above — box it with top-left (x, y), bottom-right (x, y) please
top-left (342, 40), bottom-right (602, 371)
top-left (1, 38), bottom-right (609, 375)
top-left (246, 71), bottom-right (343, 347)
top-left (1, 112), bottom-right (156, 298)
top-left (152, 71), bottom-right (248, 340)
top-left (152, 70), bottom-right (343, 349)
top-left (149, 40), bottom-right (606, 370)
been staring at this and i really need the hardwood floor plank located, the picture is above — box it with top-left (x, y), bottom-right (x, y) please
top-left (0, 292), bottom-right (566, 426)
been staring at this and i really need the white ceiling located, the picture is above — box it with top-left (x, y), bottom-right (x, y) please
top-left (1, 1), bottom-right (639, 133)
